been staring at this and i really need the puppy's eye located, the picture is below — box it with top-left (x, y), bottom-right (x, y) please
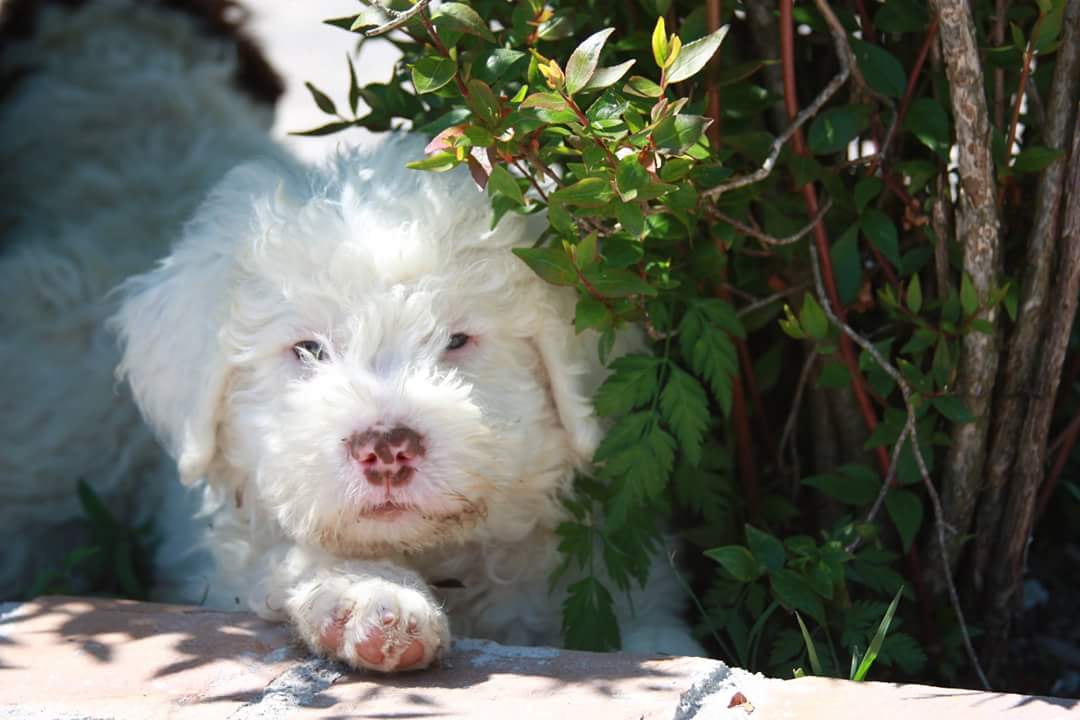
top-left (292, 340), bottom-right (326, 361)
top-left (446, 333), bottom-right (470, 351)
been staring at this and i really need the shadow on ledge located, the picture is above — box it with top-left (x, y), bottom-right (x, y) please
top-left (0, 596), bottom-right (729, 719)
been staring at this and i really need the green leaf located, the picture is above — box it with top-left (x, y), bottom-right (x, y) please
top-left (78, 479), bottom-right (119, 530)
top-left (550, 177), bottom-right (613, 208)
top-left (808, 106), bottom-right (862, 155)
top-left (565, 28), bottom-right (615, 95)
top-left (802, 464), bottom-right (881, 506)
top-left (851, 39), bottom-right (907, 97)
top-left (799, 293), bottom-right (829, 340)
top-left (659, 158), bottom-right (693, 182)
top-left (770, 629), bottom-right (807, 670)
top-left (906, 273), bottom-right (922, 314)
top-left (416, 107), bottom-right (471, 135)
top-left (651, 16), bottom-right (670, 68)
top-left (405, 151), bottom-right (460, 172)
top-left (584, 59), bottom-right (636, 90)
top-left (831, 226), bottom-right (863, 306)
top-left (653, 114), bottom-right (713, 153)
top-left (680, 301), bottom-right (742, 415)
top-left (521, 91), bottom-right (569, 111)
top-left (854, 177), bottom-right (883, 213)
top-left (324, 14), bottom-right (362, 31)
top-left (770, 569), bottom-right (826, 625)
top-left (537, 12), bottom-right (574, 41)
top-left (431, 2), bottom-right (495, 41)
top-left (290, 121), bottom-right (353, 137)
top-left (860, 208), bottom-right (900, 266)
top-left (795, 613), bottom-right (824, 675)
top-left (304, 82), bottom-right (338, 115)
top-left (746, 525), bottom-right (786, 571)
top-left (904, 98), bottom-right (951, 158)
top-left (874, 0), bottom-right (929, 33)
top-left (933, 341), bottom-right (954, 385)
top-left (615, 155), bottom-right (649, 201)
top-left (878, 632), bottom-right (928, 675)
top-left (666, 26), bottom-right (729, 83)
top-left (615, 203), bottom-right (646, 237)
top-left (594, 412), bottom-right (676, 505)
top-left (348, 7), bottom-right (393, 31)
top-left (582, 267), bottom-right (657, 296)
top-left (816, 360), bottom-right (851, 389)
top-left (852, 586), bottom-right (903, 681)
top-left (901, 328), bottom-right (937, 355)
top-left (411, 55), bottom-right (457, 94)
top-left (346, 54), bottom-right (360, 115)
top-left (660, 365), bottom-right (710, 466)
top-left (562, 577), bottom-right (621, 650)
top-left (463, 125), bottom-right (495, 149)
top-left (483, 49), bottom-right (528, 82)
top-left (960, 273), bottom-right (979, 316)
top-left (487, 165), bottom-right (525, 206)
top-left (1013, 146), bottom-right (1066, 173)
top-left (624, 75), bottom-right (663, 98)
top-left (931, 395), bottom-right (975, 423)
top-left (512, 247), bottom-right (578, 286)
top-left (575, 232), bottom-right (599, 269)
top-left (575, 297), bottom-right (611, 333)
top-left (705, 546), bottom-right (761, 582)
top-left (594, 355), bottom-right (661, 416)
top-left (465, 79), bottom-right (501, 126)
top-left (885, 489), bottom-right (923, 552)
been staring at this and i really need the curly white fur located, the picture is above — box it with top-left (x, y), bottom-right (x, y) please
top-left (0, 0), bottom-right (282, 596)
top-left (113, 136), bottom-right (702, 670)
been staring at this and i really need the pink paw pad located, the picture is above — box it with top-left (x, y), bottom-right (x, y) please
top-left (353, 613), bottom-right (427, 671)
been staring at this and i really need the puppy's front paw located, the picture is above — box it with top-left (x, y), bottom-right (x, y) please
top-left (290, 576), bottom-right (450, 672)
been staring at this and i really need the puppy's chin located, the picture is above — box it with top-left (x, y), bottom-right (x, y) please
top-left (309, 500), bottom-right (489, 558)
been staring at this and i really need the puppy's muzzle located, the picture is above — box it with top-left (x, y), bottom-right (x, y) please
top-left (347, 426), bottom-right (426, 487)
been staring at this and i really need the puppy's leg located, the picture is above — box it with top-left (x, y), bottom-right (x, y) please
top-left (614, 544), bottom-right (705, 658)
top-left (267, 549), bottom-right (450, 672)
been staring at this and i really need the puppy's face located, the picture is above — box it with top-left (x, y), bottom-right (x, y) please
top-left (222, 220), bottom-right (569, 554)
top-left (116, 148), bottom-right (601, 559)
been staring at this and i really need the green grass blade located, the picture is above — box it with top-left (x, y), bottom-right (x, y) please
top-left (795, 611), bottom-right (823, 676)
top-left (852, 585), bottom-right (904, 681)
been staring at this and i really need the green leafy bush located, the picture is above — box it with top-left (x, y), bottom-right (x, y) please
top-left (302, 0), bottom-right (1080, 691)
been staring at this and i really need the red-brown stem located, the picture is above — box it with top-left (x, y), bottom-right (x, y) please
top-left (780, 0), bottom-right (890, 476)
top-left (998, 12), bottom-right (1047, 207)
top-left (717, 269), bottom-right (761, 521)
top-left (732, 353), bottom-right (761, 521)
top-left (512, 159), bottom-right (550, 202)
top-left (882, 170), bottom-right (916, 207)
top-left (868, 244), bottom-right (901, 289)
top-left (1038, 410), bottom-right (1080, 521)
top-left (853, 0), bottom-right (877, 43)
top-left (737, 339), bottom-right (774, 456)
top-left (419, 8), bottom-right (470, 98)
top-left (895, 16), bottom-right (940, 135)
top-left (993, 0), bottom-right (1009, 129)
top-left (868, 15), bottom-right (940, 178)
top-left (705, 0), bottom-right (723, 146)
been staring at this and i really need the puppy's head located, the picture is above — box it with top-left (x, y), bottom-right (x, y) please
top-left (114, 137), bottom-right (606, 555)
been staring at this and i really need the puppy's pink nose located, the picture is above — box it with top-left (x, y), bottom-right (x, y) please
top-left (347, 426), bottom-right (426, 487)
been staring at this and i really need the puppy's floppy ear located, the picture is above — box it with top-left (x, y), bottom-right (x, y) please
top-left (532, 305), bottom-right (605, 464)
top-left (112, 162), bottom-right (282, 486)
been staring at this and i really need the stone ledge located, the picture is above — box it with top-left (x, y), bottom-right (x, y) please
top-left (0, 597), bottom-right (1075, 719)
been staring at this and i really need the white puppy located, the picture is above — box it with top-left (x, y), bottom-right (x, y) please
top-left (114, 137), bottom-right (700, 671)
